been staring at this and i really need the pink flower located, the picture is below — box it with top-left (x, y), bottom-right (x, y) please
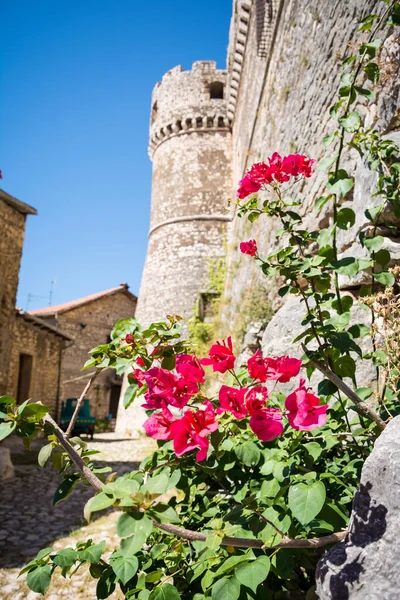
top-left (125, 333), bottom-right (135, 344)
top-left (200, 337), bottom-right (235, 373)
top-left (176, 354), bottom-right (205, 384)
top-left (136, 357), bottom-right (146, 367)
top-left (282, 154), bottom-right (315, 178)
top-left (142, 367), bottom-right (198, 410)
top-left (250, 408), bottom-right (284, 441)
top-left (240, 239), bottom-right (257, 256)
top-left (247, 350), bottom-right (268, 382)
top-left (217, 385), bottom-right (248, 419)
top-left (128, 368), bottom-right (146, 388)
top-left (237, 175), bottom-right (261, 199)
top-left (245, 386), bottom-right (269, 413)
top-left (170, 401), bottom-right (218, 461)
top-left (285, 379), bottom-right (328, 431)
top-left (268, 152), bottom-right (290, 184)
top-left (264, 356), bottom-right (302, 383)
top-left (143, 408), bottom-right (175, 440)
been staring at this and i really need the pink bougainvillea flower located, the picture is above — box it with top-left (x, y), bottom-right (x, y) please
top-left (176, 354), bottom-right (205, 384)
top-left (250, 408), bottom-right (284, 441)
top-left (217, 385), bottom-right (249, 419)
top-left (200, 336), bottom-right (235, 373)
top-left (143, 407), bottom-right (175, 440)
top-left (247, 350), bottom-right (268, 382)
top-left (128, 368), bottom-right (146, 388)
top-left (170, 401), bottom-right (218, 461)
top-left (264, 355), bottom-right (302, 383)
top-left (245, 386), bottom-right (269, 413)
top-left (142, 367), bottom-right (197, 410)
top-left (136, 357), bottom-right (146, 367)
top-left (237, 174), bottom-right (261, 199)
top-left (240, 239), bottom-right (258, 256)
top-left (285, 378), bottom-right (328, 431)
top-left (282, 154), bottom-right (315, 178)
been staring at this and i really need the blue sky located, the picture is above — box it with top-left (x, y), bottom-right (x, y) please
top-left (1, 0), bottom-right (232, 310)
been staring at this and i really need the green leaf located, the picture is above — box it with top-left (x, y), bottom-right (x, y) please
top-left (348, 323), bottom-right (370, 338)
top-left (77, 540), bottom-right (106, 563)
top-left (52, 548), bottom-right (78, 568)
top-left (214, 554), bottom-right (251, 577)
top-left (38, 443), bottom-right (53, 467)
top-left (288, 481), bottom-right (326, 525)
top-left (322, 133), bottom-right (337, 148)
top-left (211, 577), bottom-right (240, 600)
top-left (332, 257), bottom-right (359, 277)
top-left (339, 111), bottom-right (361, 132)
top-left (235, 441), bottom-right (261, 467)
top-left (53, 474), bottom-right (79, 505)
top-left (318, 379), bottom-right (338, 396)
top-left (259, 478), bottom-right (279, 499)
top-left (141, 472), bottom-right (169, 495)
top-left (374, 249), bottom-right (391, 266)
top-left (364, 235), bottom-right (384, 252)
top-left (303, 442), bottom-right (323, 461)
top-left (0, 395), bottom-right (16, 405)
top-left (364, 63), bottom-right (380, 83)
top-left (356, 387), bottom-right (373, 401)
top-left (259, 507), bottom-right (291, 546)
top-left (337, 208), bottom-right (355, 230)
top-left (315, 195), bottom-right (331, 212)
top-left (103, 478), bottom-right (140, 499)
top-left (109, 552), bottom-right (138, 585)
top-left (360, 39), bottom-right (382, 59)
top-left (318, 155), bottom-right (338, 172)
top-left (19, 403), bottom-right (49, 419)
top-left (26, 565), bottom-right (52, 594)
top-left (84, 492), bottom-right (115, 521)
top-left (149, 583), bottom-right (181, 600)
top-left (36, 547), bottom-right (53, 561)
top-left (365, 205), bottom-right (383, 221)
top-left (117, 513), bottom-right (153, 539)
top-left (334, 355), bottom-right (356, 378)
top-left (327, 170), bottom-right (354, 198)
top-left (96, 568), bottom-right (116, 599)
top-left (0, 421), bottom-right (16, 441)
top-left (123, 383), bottom-right (139, 409)
top-left (235, 556), bottom-right (270, 593)
top-left (374, 271), bottom-right (395, 286)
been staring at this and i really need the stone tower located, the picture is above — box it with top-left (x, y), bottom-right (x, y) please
top-left (116, 61), bottom-right (232, 434)
top-left (135, 60), bottom-right (232, 325)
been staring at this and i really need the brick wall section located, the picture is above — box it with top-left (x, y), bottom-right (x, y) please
top-left (42, 292), bottom-right (137, 419)
top-left (0, 201), bottom-right (26, 394)
top-left (7, 314), bottom-right (65, 415)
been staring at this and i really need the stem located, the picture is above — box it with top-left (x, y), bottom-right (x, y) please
top-left (65, 369), bottom-right (102, 438)
top-left (303, 345), bottom-right (386, 430)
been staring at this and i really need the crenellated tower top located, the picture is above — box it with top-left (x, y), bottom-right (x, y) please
top-left (148, 61), bottom-right (231, 158)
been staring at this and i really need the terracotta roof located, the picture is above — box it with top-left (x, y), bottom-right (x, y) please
top-left (17, 311), bottom-right (74, 341)
top-left (28, 284), bottom-right (137, 317)
top-left (0, 189), bottom-right (37, 215)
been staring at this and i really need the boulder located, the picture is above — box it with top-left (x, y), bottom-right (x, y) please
top-left (316, 415), bottom-right (400, 600)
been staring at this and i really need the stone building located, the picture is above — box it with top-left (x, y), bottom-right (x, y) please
top-left (29, 284), bottom-right (137, 421)
top-left (117, 0), bottom-right (400, 434)
top-left (0, 189), bottom-right (71, 414)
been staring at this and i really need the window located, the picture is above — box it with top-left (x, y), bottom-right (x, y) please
top-left (151, 101), bottom-right (158, 124)
top-left (198, 293), bottom-right (220, 323)
top-left (209, 82), bottom-right (224, 99)
top-left (17, 353), bottom-right (33, 405)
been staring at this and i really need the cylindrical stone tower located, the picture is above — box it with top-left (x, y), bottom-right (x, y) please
top-left (116, 61), bottom-right (232, 435)
top-left (136, 60), bottom-right (232, 325)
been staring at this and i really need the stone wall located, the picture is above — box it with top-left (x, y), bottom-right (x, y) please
top-left (7, 313), bottom-right (65, 415)
top-left (0, 201), bottom-right (27, 394)
top-left (43, 292), bottom-right (137, 420)
top-left (222, 0), bottom-right (400, 360)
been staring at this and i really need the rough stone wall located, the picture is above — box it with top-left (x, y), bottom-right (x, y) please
top-left (7, 314), bottom-right (64, 415)
top-left (42, 293), bottom-right (137, 419)
top-left (222, 0), bottom-right (399, 347)
top-left (0, 201), bottom-right (26, 394)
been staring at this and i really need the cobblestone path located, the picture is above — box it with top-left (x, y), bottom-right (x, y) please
top-left (0, 433), bottom-right (156, 600)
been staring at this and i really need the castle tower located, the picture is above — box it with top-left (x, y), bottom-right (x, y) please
top-left (135, 61), bottom-right (232, 325)
top-left (115, 61), bottom-right (232, 434)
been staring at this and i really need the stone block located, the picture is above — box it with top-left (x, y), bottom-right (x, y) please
top-left (0, 447), bottom-right (15, 479)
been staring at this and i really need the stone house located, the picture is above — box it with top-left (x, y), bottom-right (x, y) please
top-left (29, 284), bottom-right (137, 421)
top-left (0, 189), bottom-right (71, 414)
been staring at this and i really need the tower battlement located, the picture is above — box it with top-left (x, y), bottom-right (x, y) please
top-left (148, 61), bottom-right (231, 158)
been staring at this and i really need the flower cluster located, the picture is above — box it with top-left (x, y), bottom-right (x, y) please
top-left (139, 336), bottom-right (328, 462)
top-left (240, 239), bottom-right (258, 256)
top-left (237, 152), bottom-right (315, 199)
